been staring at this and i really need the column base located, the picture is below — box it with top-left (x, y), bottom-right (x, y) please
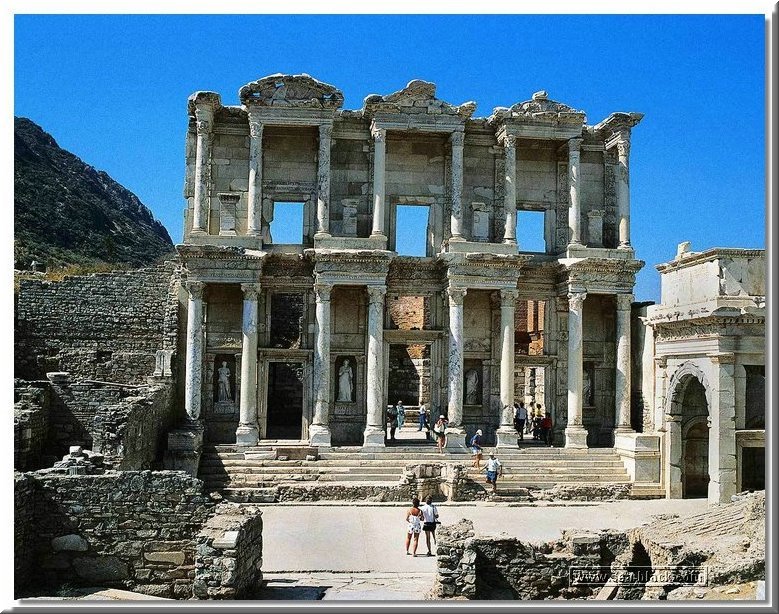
top-left (502, 238), bottom-right (517, 245)
top-left (190, 229), bottom-right (207, 236)
top-left (564, 426), bottom-right (589, 449)
top-left (362, 426), bottom-right (386, 449)
top-left (449, 235), bottom-right (466, 243)
top-left (617, 242), bottom-right (632, 250)
top-left (444, 426), bottom-right (465, 448)
top-left (235, 423), bottom-right (259, 447)
top-left (308, 424), bottom-right (332, 447)
top-left (313, 231), bottom-right (332, 240)
top-left (613, 425), bottom-right (636, 435)
top-left (496, 427), bottom-right (519, 447)
top-left (369, 232), bottom-right (388, 241)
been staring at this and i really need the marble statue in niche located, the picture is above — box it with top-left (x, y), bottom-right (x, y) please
top-left (218, 361), bottom-right (232, 402)
top-left (583, 362), bottom-right (595, 407)
top-left (336, 357), bottom-right (355, 403)
top-left (465, 368), bottom-right (480, 405)
top-left (213, 355), bottom-right (237, 414)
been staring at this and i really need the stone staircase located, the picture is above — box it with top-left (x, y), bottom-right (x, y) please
top-left (198, 442), bottom-right (660, 502)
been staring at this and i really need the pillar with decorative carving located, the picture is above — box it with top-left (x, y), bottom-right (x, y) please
top-left (315, 123), bottom-right (333, 238)
top-left (184, 282), bottom-right (205, 422)
top-left (497, 287), bottom-right (519, 446)
top-left (565, 291), bottom-right (588, 448)
top-left (370, 126), bottom-right (387, 239)
top-left (567, 137), bottom-right (583, 247)
top-left (236, 284), bottom-right (260, 446)
top-left (616, 136), bottom-right (631, 248)
top-left (363, 286), bottom-right (387, 447)
top-left (192, 108), bottom-right (213, 234)
top-left (310, 283), bottom-right (333, 446)
top-left (450, 130), bottom-right (465, 241)
top-left (446, 287), bottom-right (467, 444)
top-left (614, 293), bottom-right (634, 433)
top-left (246, 112), bottom-right (263, 237)
top-left (502, 134), bottom-right (517, 244)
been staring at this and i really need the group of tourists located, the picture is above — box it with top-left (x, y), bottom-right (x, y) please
top-left (404, 495), bottom-right (440, 556)
top-left (387, 401), bottom-right (449, 453)
top-left (513, 401), bottom-right (553, 447)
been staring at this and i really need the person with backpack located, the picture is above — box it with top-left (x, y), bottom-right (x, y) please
top-left (469, 429), bottom-right (483, 470)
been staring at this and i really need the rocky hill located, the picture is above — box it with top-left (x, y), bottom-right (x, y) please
top-left (14, 117), bottom-right (174, 270)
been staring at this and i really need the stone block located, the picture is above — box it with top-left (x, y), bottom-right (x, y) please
top-left (72, 556), bottom-right (129, 583)
top-left (144, 550), bottom-right (186, 566)
top-left (212, 531), bottom-right (239, 550)
top-left (51, 534), bottom-right (89, 552)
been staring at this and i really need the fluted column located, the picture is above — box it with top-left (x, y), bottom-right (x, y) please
top-left (315, 123), bottom-right (333, 238)
top-left (497, 288), bottom-right (519, 446)
top-left (246, 112), bottom-right (263, 237)
top-left (192, 109), bottom-right (213, 234)
top-left (363, 286), bottom-right (387, 447)
top-left (450, 130), bottom-right (465, 241)
top-left (614, 293), bottom-right (634, 433)
top-left (565, 291), bottom-right (588, 448)
top-left (446, 287), bottom-right (467, 443)
top-left (236, 284), bottom-right (260, 446)
top-left (567, 137), bottom-right (583, 247)
top-left (616, 137), bottom-right (632, 248)
top-left (184, 282), bottom-right (205, 422)
top-left (503, 134), bottom-right (517, 244)
top-left (310, 283), bottom-right (332, 447)
top-left (370, 126), bottom-right (387, 239)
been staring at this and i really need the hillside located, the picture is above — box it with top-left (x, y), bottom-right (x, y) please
top-left (14, 117), bottom-right (174, 269)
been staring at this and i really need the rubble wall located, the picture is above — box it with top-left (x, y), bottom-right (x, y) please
top-left (14, 262), bottom-right (180, 384)
top-left (17, 470), bottom-right (216, 599)
top-left (14, 380), bottom-right (51, 471)
top-left (14, 473), bottom-right (37, 594)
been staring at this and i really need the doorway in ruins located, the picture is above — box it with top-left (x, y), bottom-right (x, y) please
top-left (266, 361), bottom-right (305, 440)
top-left (675, 375), bottom-right (710, 498)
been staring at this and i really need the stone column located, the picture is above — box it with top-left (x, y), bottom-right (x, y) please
top-left (709, 353), bottom-right (737, 503)
top-left (192, 108), bottom-right (213, 234)
top-left (497, 288), bottom-right (519, 446)
top-left (246, 112), bottom-right (263, 237)
top-left (503, 134), bottom-right (517, 244)
top-left (310, 283), bottom-right (332, 447)
top-left (370, 126), bottom-right (387, 239)
top-left (614, 293), bottom-right (634, 434)
top-left (446, 287), bottom-right (467, 444)
top-left (236, 284), bottom-right (260, 446)
top-left (315, 123), bottom-right (333, 238)
top-left (616, 137), bottom-right (632, 248)
top-left (565, 291), bottom-right (588, 448)
top-left (363, 286), bottom-right (387, 447)
top-left (450, 130), bottom-right (465, 241)
top-left (567, 137), bottom-right (583, 247)
top-left (184, 282), bottom-right (205, 422)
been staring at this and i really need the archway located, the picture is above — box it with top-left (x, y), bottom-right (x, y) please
top-left (668, 370), bottom-right (710, 499)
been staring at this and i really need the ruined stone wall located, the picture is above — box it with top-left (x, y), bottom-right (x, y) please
top-left (17, 470), bottom-right (216, 599)
top-left (331, 125), bottom-right (371, 237)
top-left (15, 262), bottom-right (180, 384)
top-left (14, 473), bottom-right (37, 594)
top-left (14, 380), bottom-right (51, 471)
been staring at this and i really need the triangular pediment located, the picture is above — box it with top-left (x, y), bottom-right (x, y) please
top-left (239, 73), bottom-right (344, 109)
top-left (363, 79), bottom-right (476, 120)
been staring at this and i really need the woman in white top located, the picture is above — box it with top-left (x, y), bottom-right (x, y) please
top-left (405, 497), bottom-right (424, 556)
top-left (421, 495), bottom-right (439, 556)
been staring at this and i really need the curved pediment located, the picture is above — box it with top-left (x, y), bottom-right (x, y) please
top-left (239, 73), bottom-right (344, 109)
top-left (363, 79), bottom-right (476, 120)
top-left (490, 90), bottom-right (586, 125)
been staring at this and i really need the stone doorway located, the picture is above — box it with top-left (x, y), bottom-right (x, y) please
top-left (266, 361), bottom-right (305, 439)
top-left (387, 343), bottom-right (432, 443)
top-left (682, 419), bottom-right (709, 498)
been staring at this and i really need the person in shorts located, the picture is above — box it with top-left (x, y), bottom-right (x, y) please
top-left (469, 429), bottom-right (483, 469)
top-left (421, 495), bottom-right (439, 556)
top-left (485, 453), bottom-right (502, 494)
top-left (405, 497), bottom-right (424, 556)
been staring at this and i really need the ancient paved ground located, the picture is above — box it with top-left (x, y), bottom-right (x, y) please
top-left (257, 499), bottom-right (705, 599)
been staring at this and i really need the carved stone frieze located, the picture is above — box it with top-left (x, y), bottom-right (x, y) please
top-left (239, 73), bottom-right (344, 109)
top-left (363, 79), bottom-right (476, 120)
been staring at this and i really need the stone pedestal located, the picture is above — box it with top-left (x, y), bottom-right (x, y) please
top-left (163, 423), bottom-right (204, 477)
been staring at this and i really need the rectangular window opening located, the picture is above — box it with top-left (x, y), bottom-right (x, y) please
top-left (395, 204), bottom-right (430, 257)
top-left (517, 209), bottom-right (546, 253)
top-left (269, 201), bottom-right (304, 244)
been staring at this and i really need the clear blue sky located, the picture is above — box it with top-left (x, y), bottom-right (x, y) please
top-left (14, 14), bottom-right (765, 301)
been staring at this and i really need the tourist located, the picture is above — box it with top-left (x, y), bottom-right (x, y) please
top-left (532, 408), bottom-right (543, 440)
top-left (421, 495), bottom-right (439, 556)
top-left (405, 497), bottom-right (424, 556)
top-left (485, 453), bottom-right (502, 494)
top-left (387, 404), bottom-right (398, 441)
top-left (433, 415), bottom-right (448, 453)
top-left (540, 413), bottom-right (553, 447)
top-left (469, 429), bottom-right (483, 470)
top-left (396, 400), bottom-right (406, 430)
top-left (514, 401), bottom-right (528, 442)
top-left (417, 403), bottom-right (427, 431)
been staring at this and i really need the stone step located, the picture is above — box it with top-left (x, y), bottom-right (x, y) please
top-left (629, 484), bottom-right (666, 499)
top-left (199, 456), bottom-right (625, 469)
top-left (205, 472), bottom-right (404, 485)
top-left (199, 466), bottom-right (404, 477)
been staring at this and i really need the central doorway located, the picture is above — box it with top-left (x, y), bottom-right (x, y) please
top-left (266, 361), bottom-right (304, 439)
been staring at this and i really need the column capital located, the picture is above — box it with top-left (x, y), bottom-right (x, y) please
top-left (501, 133), bottom-right (517, 149)
top-left (186, 281), bottom-right (205, 300)
top-left (616, 293), bottom-right (634, 311)
top-left (248, 116), bottom-right (264, 138)
top-left (194, 107), bottom-right (214, 134)
top-left (240, 283), bottom-right (261, 300)
top-left (568, 137), bottom-right (583, 154)
top-left (367, 285), bottom-right (386, 304)
top-left (500, 287), bottom-right (519, 304)
top-left (319, 123), bottom-right (333, 140)
top-left (447, 287), bottom-right (467, 305)
top-left (314, 283), bottom-right (333, 303)
top-left (567, 291), bottom-right (587, 311)
top-left (371, 125), bottom-right (386, 142)
top-left (708, 352), bottom-right (736, 365)
top-left (450, 130), bottom-right (465, 147)
top-left (616, 138), bottom-right (631, 158)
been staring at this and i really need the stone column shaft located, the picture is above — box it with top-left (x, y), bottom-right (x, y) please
top-left (311, 283), bottom-right (332, 446)
top-left (247, 114), bottom-right (263, 237)
top-left (184, 282), bottom-right (205, 421)
top-left (565, 291), bottom-right (588, 448)
top-left (446, 287), bottom-right (467, 438)
top-left (316, 124), bottom-right (333, 237)
top-left (616, 139), bottom-right (631, 248)
top-left (363, 286), bottom-right (387, 447)
top-left (192, 110), bottom-right (213, 234)
top-left (370, 126), bottom-right (387, 238)
top-left (567, 138), bottom-right (583, 246)
top-left (236, 284), bottom-right (260, 446)
top-left (497, 288), bottom-right (519, 446)
top-left (503, 134), bottom-right (517, 244)
top-left (615, 293), bottom-right (634, 432)
top-left (450, 131), bottom-right (465, 241)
